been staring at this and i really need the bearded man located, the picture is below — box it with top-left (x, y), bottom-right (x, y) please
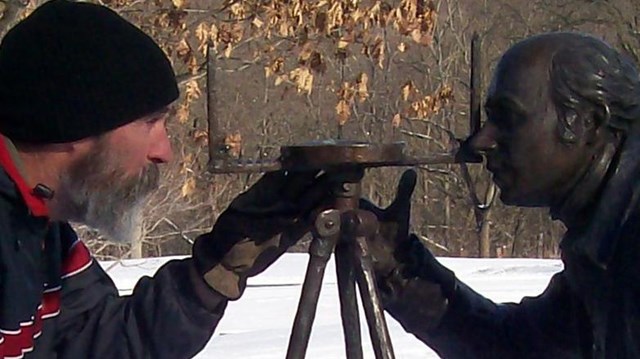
top-left (364, 32), bottom-right (640, 358)
top-left (0, 1), bottom-right (335, 358)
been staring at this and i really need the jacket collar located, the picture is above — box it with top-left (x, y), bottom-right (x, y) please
top-left (0, 136), bottom-right (49, 217)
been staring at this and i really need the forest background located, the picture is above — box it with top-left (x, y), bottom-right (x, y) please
top-left (1, 0), bottom-right (637, 260)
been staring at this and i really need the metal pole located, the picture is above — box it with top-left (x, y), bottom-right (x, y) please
top-left (334, 180), bottom-right (364, 359)
top-left (335, 240), bottom-right (364, 359)
top-left (470, 32), bottom-right (482, 137)
top-left (206, 46), bottom-right (229, 171)
top-left (286, 210), bottom-right (341, 359)
top-left (351, 225), bottom-right (395, 359)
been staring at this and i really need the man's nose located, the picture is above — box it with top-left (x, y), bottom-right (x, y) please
top-left (148, 126), bottom-right (173, 164)
top-left (469, 123), bottom-right (498, 156)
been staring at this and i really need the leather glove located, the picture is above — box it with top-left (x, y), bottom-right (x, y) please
top-left (193, 169), bottom-right (334, 300)
top-left (361, 169), bottom-right (456, 331)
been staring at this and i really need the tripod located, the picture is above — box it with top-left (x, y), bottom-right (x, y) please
top-left (277, 141), bottom-right (412, 359)
top-left (286, 168), bottom-right (394, 359)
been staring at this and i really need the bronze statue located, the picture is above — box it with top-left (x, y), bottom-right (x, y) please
top-left (364, 32), bottom-right (640, 358)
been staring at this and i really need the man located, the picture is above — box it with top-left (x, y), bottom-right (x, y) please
top-left (364, 32), bottom-right (640, 358)
top-left (0, 1), bottom-right (335, 358)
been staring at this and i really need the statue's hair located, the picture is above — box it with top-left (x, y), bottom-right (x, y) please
top-left (549, 33), bottom-right (640, 142)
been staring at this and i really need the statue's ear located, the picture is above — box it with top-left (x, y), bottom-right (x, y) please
top-left (558, 109), bottom-right (579, 143)
top-left (557, 105), bottom-right (603, 145)
top-left (584, 103), bottom-right (612, 145)
top-left (593, 103), bottom-right (611, 129)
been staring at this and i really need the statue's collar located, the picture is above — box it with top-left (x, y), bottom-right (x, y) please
top-left (559, 133), bottom-right (640, 269)
top-left (551, 141), bottom-right (617, 230)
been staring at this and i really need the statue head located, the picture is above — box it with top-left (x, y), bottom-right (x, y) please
top-left (471, 32), bottom-right (640, 208)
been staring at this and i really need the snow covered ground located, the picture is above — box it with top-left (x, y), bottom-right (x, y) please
top-left (100, 254), bottom-right (563, 359)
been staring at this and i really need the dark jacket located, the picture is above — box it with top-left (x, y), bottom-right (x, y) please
top-left (0, 137), bottom-right (228, 358)
top-left (385, 134), bottom-right (640, 359)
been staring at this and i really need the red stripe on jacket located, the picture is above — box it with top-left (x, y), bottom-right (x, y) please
top-left (62, 240), bottom-right (93, 279)
top-left (0, 240), bottom-right (92, 357)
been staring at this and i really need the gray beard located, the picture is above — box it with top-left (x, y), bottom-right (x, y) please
top-left (56, 141), bottom-right (160, 243)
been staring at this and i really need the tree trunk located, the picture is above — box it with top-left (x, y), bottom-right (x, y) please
top-left (478, 208), bottom-right (492, 258)
top-left (130, 215), bottom-right (145, 259)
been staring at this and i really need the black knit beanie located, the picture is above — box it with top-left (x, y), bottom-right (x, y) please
top-left (0, 0), bottom-right (179, 144)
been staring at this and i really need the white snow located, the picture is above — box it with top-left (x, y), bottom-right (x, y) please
top-left (100, 254), bottom-right (563, 359)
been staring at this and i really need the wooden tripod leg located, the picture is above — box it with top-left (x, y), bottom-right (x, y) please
top-left (352, 235), bottom-right (396, 359)
top-left (335, 241), bottom-right (363, 359)
top-left (286, 210), bottom-right (340, 359)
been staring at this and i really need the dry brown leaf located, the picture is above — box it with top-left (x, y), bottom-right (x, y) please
top-left (188, 55), bottom-right (199, 75)
top-left (252, 17), bottom-right (264, 28)
top-left (193, 130), bottom-right (209, 146)
top-left (265, 57), bottom-right (285, 79)
top-left (224, 133), bottom-right (243, 157)
top-left (438, 85), bottom-right (453, 101)
top-left (398, 42), bottom-right (407, 53)
top-left (356, 73), bottom-right (369, 102)
top-left (291, 0), bottom-right (303, 19)
top-left (328, 1), bottom-right (344, 29)
top-left (410, 28), bottom-right (423, 44)
top-left (195, 22), bottom-right (209, 44)
top-left (185, 80), bottom-right (202, 101)
top-left (351, 8), bottom-right (365, 24)
top-left (230, 2), bottom-right (246, 18)
top-left (289, 67), bottom-right (314, 94)
top-left (177, 103), bottom-right (190, 124)
top-left (195, 22), bottom-right (211, 56)
top-left (172, 0), bottom-right (184, 9)
top-left (401, 81), bottom-right (414, 101)
top-left (210, 24), bottom-right (219, 46)
top-left (224, 45), bottom-right (233, 58)
top-left (181, 177), bottom-right (196, 197)
top-left (274, 74), bottom-right (286, 86)
top-left (392, 113), bottom-right (402, 128)
top-left (336, 99), bottom-right (351, 125)
top-left (338, 81), bottom-right (355, 103)
top-left (176, 38), bottom-right (191, 62)
top-left (298, 44), bottom-right (314, 64)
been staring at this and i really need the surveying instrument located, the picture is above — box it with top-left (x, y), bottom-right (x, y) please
top-left (206, 33), bottom-right (484, 359)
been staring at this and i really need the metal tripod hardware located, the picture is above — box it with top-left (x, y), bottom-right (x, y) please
top-left (286, 168), bottom-right (394, 359)
top-left (286, 208), bottom-right (341, 359)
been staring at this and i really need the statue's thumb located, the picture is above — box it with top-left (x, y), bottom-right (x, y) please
top-left (392, 169), bottom-right (417, 211)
